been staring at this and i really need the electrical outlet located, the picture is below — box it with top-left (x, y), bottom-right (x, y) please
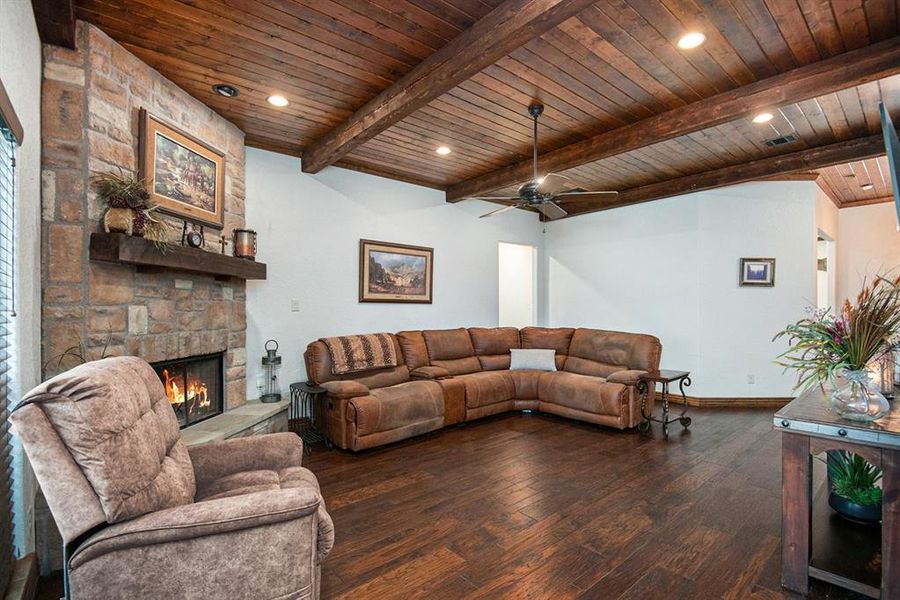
top-left (747, 374), bottom-right (756, 385)
top-left (290, 299), bottom-right (301, 312)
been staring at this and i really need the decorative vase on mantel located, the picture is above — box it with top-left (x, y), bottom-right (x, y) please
top-left (828, 368), bottom-right (891, 422)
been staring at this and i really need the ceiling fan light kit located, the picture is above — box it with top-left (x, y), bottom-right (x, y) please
top-left (468, 104), bottom-right (618, 220)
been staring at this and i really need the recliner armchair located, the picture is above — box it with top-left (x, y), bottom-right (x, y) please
top-left (11, 356), bottom-right (333, 600)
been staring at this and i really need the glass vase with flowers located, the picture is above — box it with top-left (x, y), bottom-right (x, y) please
top-left (775, 274), bottom-right (900, 422)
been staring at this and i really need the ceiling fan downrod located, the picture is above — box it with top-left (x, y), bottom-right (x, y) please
top-left (528, 104), bottom-right (543, 183)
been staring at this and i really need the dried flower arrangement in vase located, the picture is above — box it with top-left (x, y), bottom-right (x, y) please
top-left (91, 170), bottom-right (173, 251)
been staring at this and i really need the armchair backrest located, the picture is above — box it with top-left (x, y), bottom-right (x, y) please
top-left (304, 335), bottom-right (410, 389)
top-left (10, 356), bottom-right (195, 544)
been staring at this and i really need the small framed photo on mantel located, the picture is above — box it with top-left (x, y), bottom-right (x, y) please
top-left (740, 258), bottom-right (776, 287)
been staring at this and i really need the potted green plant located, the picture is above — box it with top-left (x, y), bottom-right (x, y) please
top-left (91, 170), bottom-right (172, 249)
top-left (823, 450), bottom-right (882, 524)
top-left (774, 274), bottom-right (900, 422)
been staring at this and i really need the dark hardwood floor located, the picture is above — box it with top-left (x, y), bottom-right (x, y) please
top-left (37, 408), bottom-right (867, 599)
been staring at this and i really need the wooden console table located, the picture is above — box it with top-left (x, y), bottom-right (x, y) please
top-left (775, 387), bottom-right (899, 598)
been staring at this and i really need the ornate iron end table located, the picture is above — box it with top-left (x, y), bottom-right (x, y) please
top-left (289, 381), bottom-right (330, 455)
top-left (637, 370), bottom-right (692, 437)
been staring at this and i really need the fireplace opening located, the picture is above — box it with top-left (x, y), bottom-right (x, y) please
top-left (151, 352), bottom-right (225, 428)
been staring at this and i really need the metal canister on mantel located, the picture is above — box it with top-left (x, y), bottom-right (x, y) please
top-left (233, 228), bottom-right (257, 260)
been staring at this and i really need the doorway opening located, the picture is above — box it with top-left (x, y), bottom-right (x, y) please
top-left (498, 242), bottom-right (536, 328)
top-left (816, 232), bottom-right (836, 313)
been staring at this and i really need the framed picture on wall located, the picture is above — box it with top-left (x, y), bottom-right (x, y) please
top-left (139, 108), bottom-right (225, 228)
top-left (740, 258), bottom-right (776, 287)
top-left (359, 239), bottom-right (433, 303)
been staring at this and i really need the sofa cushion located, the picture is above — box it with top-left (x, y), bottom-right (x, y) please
top-left (565, 328), bottom-right (662, 377)
top-left (350, 380), bottom-right (444, 437)
top-left (455, 371), bottom-right (516, 408)
top-left (510, 349), bottom-right (557, 371)
top-left (396, 330), bottom-right (429, 370)
top-left (510, 370), bottom-right (543, 400)
top-left (431, 356), bottom-right (482, 376)
top-left (304, 338), bottom-right (410, 389)
top-left (18, 356), bottom-right (195, 523)
top-left (422, 328), bottom-right (475, 360)
top-left (520, 327), bottom-right (573, 369)
top-left (469, 327), bottom-right (519, 371)
top-left (538, 371), bottom-right (627, 416)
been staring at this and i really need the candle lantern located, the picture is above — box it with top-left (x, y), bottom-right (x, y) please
top-left (873, 350), bottom-right (895, 399)
top-left (233, 228), bottom-right (257, 260)
top-left (260, 339), bottom-right (282, 403)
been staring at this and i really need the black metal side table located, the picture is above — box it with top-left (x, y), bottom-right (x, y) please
top-left (636, 370), bottom-right (692, 437)
top-left (289, 381), bottom-right (329, 455)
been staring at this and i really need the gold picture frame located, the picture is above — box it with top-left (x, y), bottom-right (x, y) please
top-left (359, 239), bottom-right (433, 303)
top-left (139, 108), bottom-right (225, 228)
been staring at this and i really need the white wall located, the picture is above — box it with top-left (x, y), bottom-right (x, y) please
top-left (546, 181), bottom-right (818, 398)
top-left (2, 0), bottom-right (42, 556)
top-left (498, 242), bottom-right (536, 328)
top-left (245, 148), bottom-right (544, 394)
top-left (837, 202), bottom-right (900, 304)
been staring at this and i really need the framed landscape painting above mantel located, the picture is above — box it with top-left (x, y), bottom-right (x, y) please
top-left (139, 108), bottom-right (225, 228)
top-left (359, 239), bottom-right (433, 303)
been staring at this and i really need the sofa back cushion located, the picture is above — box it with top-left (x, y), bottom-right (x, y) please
top-left (422, 328), bottom-right (480, 375)
top-left (520, 327), bottom-right (574, 370)
top-left (564, 328), bottom-right (662, 378)
top-left (396, 330), bottom-right (429, 370)
top-left (15, 356), bottom-right (196, 524)
top-left (469, 327), bottom-right (520, 370)
top-left (305, 336), bottom-right (410, 389)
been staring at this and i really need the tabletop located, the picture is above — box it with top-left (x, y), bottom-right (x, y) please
top-left (639, 369), bottom-right (690, 383)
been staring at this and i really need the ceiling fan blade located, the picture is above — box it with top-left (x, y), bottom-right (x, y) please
top-left (465, 196), bottom-right (520, 201)
top-left (479, 204), bottom-right (520, 218)
top-left (553, 191), bottom-right (619, 203)
top-left (536, 173), bottom-right (577, 195)
top-left (536, 201), bottom-right (567, 220)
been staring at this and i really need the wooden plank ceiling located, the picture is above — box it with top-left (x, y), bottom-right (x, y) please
top-left (70, 0), bottom-right (900, 214)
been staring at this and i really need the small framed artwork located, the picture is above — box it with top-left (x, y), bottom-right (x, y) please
top-left (139, 108), bottom-right (225, 228)
top-left (740, 258), bottom-right (776, 287)
top-left (359, 239), bottom-right (433, 303)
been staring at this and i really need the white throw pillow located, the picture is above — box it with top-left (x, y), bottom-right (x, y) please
top-left (509, 349), bottom-right (557, 371)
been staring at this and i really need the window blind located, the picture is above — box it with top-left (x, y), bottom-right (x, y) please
top-left (0, 110), bottom-right (17, 597)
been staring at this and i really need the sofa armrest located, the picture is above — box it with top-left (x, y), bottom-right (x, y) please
top-left (320, 380), bottom-right (370, 399)
top-left (410, 366), bottom-right (451, 380)
top-left (189, 432), bottom-right (303, 490)
top-left (607, 369), bottom-right (649, 385)
top-left (70, 486), bottom-right (323, 568)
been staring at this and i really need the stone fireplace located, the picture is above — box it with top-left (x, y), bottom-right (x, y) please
top-left (39, 22), bottom-right (248, 409)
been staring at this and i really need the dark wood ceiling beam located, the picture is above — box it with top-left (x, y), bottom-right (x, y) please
top-left (554, 134), bottom-right (887, 219)
top-left (299, 0), bottom-right (599, 174)
top-left (31, 0), bottom-right (76, 49)
top-left (447, 37), bottom-right (900, 202)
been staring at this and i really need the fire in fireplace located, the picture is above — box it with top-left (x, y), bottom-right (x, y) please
top-left (151, 352), bottom-right (224, 428)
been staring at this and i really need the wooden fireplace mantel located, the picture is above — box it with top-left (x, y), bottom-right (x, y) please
top-left (89, 233), bottom-right (267, 280)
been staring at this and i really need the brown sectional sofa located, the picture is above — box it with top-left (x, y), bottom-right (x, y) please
top-left (304, 327), bottom-right (661, 451)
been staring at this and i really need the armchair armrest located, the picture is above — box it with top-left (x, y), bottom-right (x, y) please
top-left (410, 366), bottom-right (451, 380)
top-left (607, 369), bottom-right (649, 385)
top-left (320, 380), bottom-right (370, 399)
top-left (189, 432), bottom-right (303, 491)
top-left (70, 486), bottom-right (322, 568)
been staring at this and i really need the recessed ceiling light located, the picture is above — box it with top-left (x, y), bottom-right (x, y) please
top-left (436, 146), bottom-right (451, 155)
top-left (677, 32), bottom-right (706, 49)
top-left (861, 183), bottom-right (875, 191)
top-left (267, 95), bottom-right (289, 107)
top-left (752, 112), bottom-right (774, 124)
top-left (212, 83), bottom-right (239, 98)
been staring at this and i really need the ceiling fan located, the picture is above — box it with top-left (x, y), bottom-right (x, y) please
top-left (466, 104), bottom-right (618, 220)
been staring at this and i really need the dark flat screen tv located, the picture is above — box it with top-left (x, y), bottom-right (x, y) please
top-left (880, 102), bottom-right (900, 229)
